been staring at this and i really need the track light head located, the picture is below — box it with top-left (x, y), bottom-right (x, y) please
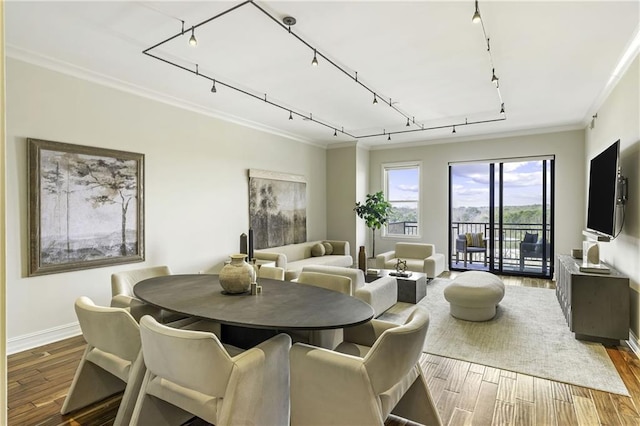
top-left (388, 134), bottom-right (391, 141)
top-left (334, 129), bottom-right (337, 137)
top-left (373, 94), bottom-right (378, 105)
top-left (406, 118), bottom-right (410, 127)
top-left (491, 68), bottom-right (499, 84)
top-left (500, 103), bottom-right (505, 114)
top-left (452, 125), bottom-right (456, 134)
top-left (311, 49), bottom-right (318, 67)
top-left (210, 80), bottom-right (217, 93)
top-left (189, 27), bottom-right (197, 46)
top-left (289, 110), bottom-right (293, 120)
top-left (472, 1), bottom-right (481, 23)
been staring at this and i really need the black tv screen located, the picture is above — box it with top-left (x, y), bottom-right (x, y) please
top-left (586, 140), bottom-right (620, 237)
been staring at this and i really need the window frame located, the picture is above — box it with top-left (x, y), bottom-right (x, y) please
top-left (382, 161), bottom-right (422, 239)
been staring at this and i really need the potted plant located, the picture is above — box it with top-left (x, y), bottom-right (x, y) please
top-left (354, 191), bottom-right (392, 257)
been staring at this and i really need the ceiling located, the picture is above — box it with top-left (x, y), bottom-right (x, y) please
top-left (5, 1), bottom-right (640, 148)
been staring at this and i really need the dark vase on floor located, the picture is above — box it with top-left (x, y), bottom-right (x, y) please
top-left (358, 246), bottom-right (367, 272)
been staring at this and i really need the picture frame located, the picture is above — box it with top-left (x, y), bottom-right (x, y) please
top-left (28, 138), bottom-right (145, 276)
top-left (248, 169), bottom-right (306, 250)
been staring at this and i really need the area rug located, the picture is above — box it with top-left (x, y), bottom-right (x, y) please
top-left (378, 278), bottom-right (629, 396)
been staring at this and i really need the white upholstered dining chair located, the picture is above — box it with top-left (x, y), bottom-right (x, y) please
top-left (111, 265), bottom-right (185, 323)
top-left (290, 306), bottom-right (442, 425)
top-left (295, 271), bottom-right (353, 349)
top-left (61, 297), bottom-right (145, 426)
top-left (299, 265), bottom-right (398, 317)
top-left (296, 271), bottom-right (352, 295)
top-left (258, 265), bottom-right (286, 280)
top-left (130, 315), bottom-right (292, 426)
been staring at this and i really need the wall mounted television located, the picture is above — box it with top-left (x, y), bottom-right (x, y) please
top-left (586, 140), bottom-right (620, 238)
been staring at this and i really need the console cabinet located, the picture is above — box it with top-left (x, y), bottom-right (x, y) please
top-left (556, 254), bottom-right (629, 344)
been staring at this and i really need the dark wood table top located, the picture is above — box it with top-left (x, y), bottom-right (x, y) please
top-left (134, 274), bottom-right (375, 331)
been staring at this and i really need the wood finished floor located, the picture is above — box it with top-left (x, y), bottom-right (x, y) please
top-left (7, 272), bottom-right (640, 425)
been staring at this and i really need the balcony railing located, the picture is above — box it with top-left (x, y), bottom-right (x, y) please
top-left (388, 221), bottom-right (418, 236)
top-left (451, 221), bottom-right (552, 273)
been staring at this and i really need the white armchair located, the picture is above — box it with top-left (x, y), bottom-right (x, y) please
top-left (377, 242), bottom-right (445, 279)
top-left (131, 315), bottom-right (292, 426)
top-left (61, 297), bottom-right (145, 426)
top-left (290, 306), bottom-right (442, 425)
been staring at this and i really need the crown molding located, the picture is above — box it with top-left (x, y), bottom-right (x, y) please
top-left (364, 122), bottom-right (586, 151)
top-left (326, 140), bottom-right (360, 150)
top-left (5, 44), bottom-right (327, 149)
top-left (583, 25), bottom-right (640, 127)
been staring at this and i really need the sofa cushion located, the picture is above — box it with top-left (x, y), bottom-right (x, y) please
top-left (311, 243), bottom-right (325, 257)
top-left (465, 232), bottom-right (485, 247)
top-left (322, 242), bottom-right (334, 255)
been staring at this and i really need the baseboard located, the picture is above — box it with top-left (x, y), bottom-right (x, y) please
top-left (7, 322), bottom-right (81, 355)
top-left (628, 329), bottom-right (640, 358)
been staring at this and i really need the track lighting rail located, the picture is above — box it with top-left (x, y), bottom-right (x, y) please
top-left (143, 0), bottom-right (506, 141)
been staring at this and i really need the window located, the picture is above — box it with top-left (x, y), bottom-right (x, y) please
top-left (383, 162), bottom-right (420, 237)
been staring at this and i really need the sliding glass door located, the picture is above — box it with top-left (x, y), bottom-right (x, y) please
top-left (449, 157), bottom-right (554, 278)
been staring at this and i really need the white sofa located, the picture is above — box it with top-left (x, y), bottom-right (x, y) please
top-left (254, 240), bottom-right (353, 280)
top-left (376, 242), bottom-right (445, 279)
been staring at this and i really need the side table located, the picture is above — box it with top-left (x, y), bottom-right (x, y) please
top-left (366, 270), bottom-right (427, 304)
top-left (395, 273), bottom-right (427, 303)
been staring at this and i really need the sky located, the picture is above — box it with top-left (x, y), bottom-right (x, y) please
top-left (451, 161), bottom-right (550, 208)
top-left (387, 167), bottom-right (419, 207)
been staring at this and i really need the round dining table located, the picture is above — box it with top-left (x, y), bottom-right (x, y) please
top-left (134, 274), bottom-right (375, 331)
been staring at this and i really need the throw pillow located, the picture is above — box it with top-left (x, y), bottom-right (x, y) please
top-left (523, 232), bottom-right (538, 243)
top-left (311, 243), bottom-right (325, 257)
top-left (322, 242), bottom-right (334, 255)
top-left (466, 232), bottom-right (485, 247)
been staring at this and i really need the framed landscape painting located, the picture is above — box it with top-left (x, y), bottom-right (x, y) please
top-left (249, 169), bottom-right (306, 250)
top-left (28, 138), bottom-right (144, 276)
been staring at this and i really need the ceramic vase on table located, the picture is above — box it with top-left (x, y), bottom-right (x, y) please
top-left (219, 254), bottom-right (255, 294)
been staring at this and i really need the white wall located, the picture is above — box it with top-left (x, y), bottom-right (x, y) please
top-left (5, 58), bottom-right (327, 352)
top-left (326, 143), bottom-right (371, 263)
top-left (355, 144), bottom-right (370, 256)
top-left (585, 56), bottom-right (640, 339)
top-left (326, 144), bottom-right (357, 258)
top-left (1, 3), bottom-right (9, 422)
top-left (367, 130), bottom-right (586, 268)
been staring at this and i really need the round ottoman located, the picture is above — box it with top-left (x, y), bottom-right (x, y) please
top-left (443, 271), bottom-right (505, 321)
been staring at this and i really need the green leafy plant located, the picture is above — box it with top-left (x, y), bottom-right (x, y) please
top-left (354, 191), bottom-right (393, 257)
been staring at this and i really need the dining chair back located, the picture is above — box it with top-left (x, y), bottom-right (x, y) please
top-left (296, 271), bottom-right (352, 294)
top-left (258, 265), bottom-right (285, 280)
top-left (290, 306), bottom-right (442, 425)
top-left (131, 315), bottom-right (291, 426)
top-left (111, 265), bottom-right (182, 322)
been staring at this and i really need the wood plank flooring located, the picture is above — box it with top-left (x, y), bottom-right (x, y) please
top-left (8, 273), bottom-right (640, 425)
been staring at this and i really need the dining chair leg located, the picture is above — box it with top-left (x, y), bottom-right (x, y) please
top-left (61, 346), bottom-right (126, 415)
top-left (114, 352), bottom-right (145, 426)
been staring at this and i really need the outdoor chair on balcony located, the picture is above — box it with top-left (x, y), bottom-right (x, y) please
top-left (455, 233), bottom-right (488, 267)
top-left (519, 233), bottom-right (550, 271)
